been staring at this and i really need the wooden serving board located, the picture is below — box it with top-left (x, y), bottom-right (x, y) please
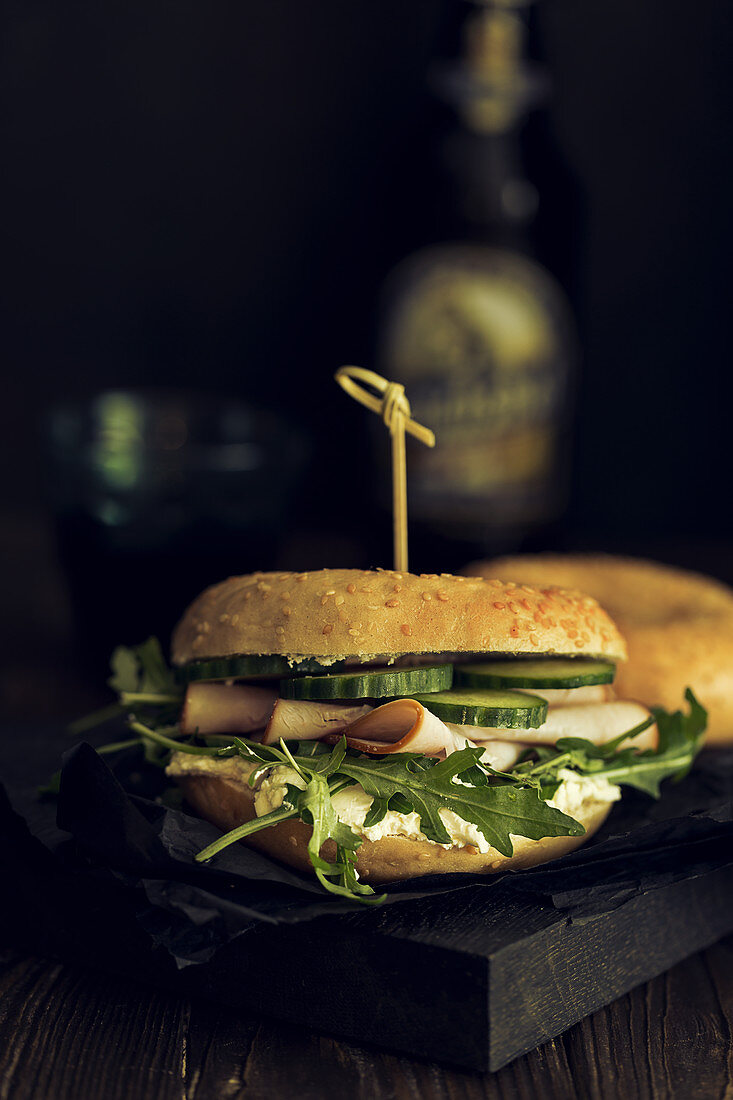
top-left (3, 727), bottom-right (733, 1072)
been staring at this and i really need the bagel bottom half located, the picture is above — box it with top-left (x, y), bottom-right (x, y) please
top-left (171, 759), bottom-right (613, 884)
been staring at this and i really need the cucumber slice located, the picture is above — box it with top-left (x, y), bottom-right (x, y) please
top-left (280, 664), bottom-right (453, 701)
top-left (177, 654), bottom-right (345, 684)
top-left (412, 688), bottom-right (548, 729)
top-left (454, 658), bottom-right (616, 690)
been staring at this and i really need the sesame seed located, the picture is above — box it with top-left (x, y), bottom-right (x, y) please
top-left (574, 638), bottom-right (585, 649)
top-left (392, 573), bottom-right (403, 580)
top-left (436, 592), bottom-right (449, 602)
top-left (338, 610), bottom-right (348, 622)
top-left (529, 634), bottom-right (539, 646)
top-left (231, 614), bottom-right (239, 625)
top-left (506, 582), bottom-right (517, 590)
top-left (296, 574), bottom-right (308, 582)
top-left (335, 595), bottom-right (345, 606)
top-left (244, 591), bottom-right (252, 601)
top-left (521, 585), bottom-right (535, 594)
top-left (520, 599), bottom-right (532, 611)
top-left (348, 628), bottom-right (360, 637)
top-left (347, 583), bottom-right (356, 594)
top-left (321, 596), bottom-right (329, 606)
top-left (322, 624), bottom-right (333, 635)
top-left (533, 611), bottom-right (542, 622)
top-left (508, 602), bottom-right (518, 614)
top-left (393, 584), bottom-right (402, 593)
top-left (283, 607), bottom-right (292, 616)
top-left (385, 599), bottom-right (399, 608)
top-left (276, 626), bottom-right (285, 635)
top-left (538, 601), bottom-right (549, 613)
top-left (401, 624), bottom-right (412, 636)
top-left (489, 579), bottom-right (503, 588)
top-left (281, 592), bottom-right (291, 601)
top-left (279, 574), bottom-right (289, 581)
top-left (441, 573), bottom-right (452, 578)
top-left (219, 613), bottom-right (229, 623)
top-left (325, 589), bottom-right (335, 596)
top-left (422, 592), bottom-right (432, 601)
top-left (493, 602), bottom-right (506, 610)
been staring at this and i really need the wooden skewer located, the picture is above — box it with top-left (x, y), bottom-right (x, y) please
top-left (335, 366), bottom-right (436, 573)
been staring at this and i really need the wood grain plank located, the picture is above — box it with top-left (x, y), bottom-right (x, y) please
top-left (0, 949), bottom-right (186, 1100)
top-left (702, 938), bottom-right (733, 1100)
top-left (182, 999), bottom-right (258, 1100)
top-left (2, 939), bottom-right (732, 1100)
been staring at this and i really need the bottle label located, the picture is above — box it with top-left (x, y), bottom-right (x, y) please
top-left (379, 245), bottom-right (575, 533)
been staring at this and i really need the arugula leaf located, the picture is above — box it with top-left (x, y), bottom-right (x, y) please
top-left (108, 637), bottom-right (179, 697)
top-left (541, 690), bottom-right (706, 798)
top-left (129, 720), bottom-right (236, 759)
top-left (67, 638), bottom-right (183, 742)
top-left (196, 802), bottom-right (302, 862)
top-left (67, 702), bottom-right (127, 737)
top-left (195, 737), bottom-right (385, 903)
top-left (338, 748), bottom-right (585, 857)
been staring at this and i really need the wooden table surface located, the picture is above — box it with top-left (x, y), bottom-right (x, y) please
top-left (1, 936), bottom-right (732, 1100)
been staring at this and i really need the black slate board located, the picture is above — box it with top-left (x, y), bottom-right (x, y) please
top-left (2, 725), bottom-right (733, 1072)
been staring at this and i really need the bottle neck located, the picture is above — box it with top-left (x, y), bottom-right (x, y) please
top-left (442, 124), bottom-right (537, 249)
top-left (432, 0), bottom-right (544, 249)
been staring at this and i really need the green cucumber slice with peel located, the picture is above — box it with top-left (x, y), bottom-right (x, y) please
top-left (454, 658), bottom-right (616, 690)
top-left (177, 654), bottom-right (345, 683)
top-left (279, 664), bottom-right (453, 701)
top-left (413, 687), bottom-right (548, 729)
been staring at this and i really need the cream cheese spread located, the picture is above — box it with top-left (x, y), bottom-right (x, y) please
top-left (167, 727), bottom-right (622, 854)
top-left (250, 761), bottom-right (621, 853)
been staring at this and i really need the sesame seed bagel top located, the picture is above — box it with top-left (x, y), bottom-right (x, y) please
top-left (171, 568), bottom-right (627, 666)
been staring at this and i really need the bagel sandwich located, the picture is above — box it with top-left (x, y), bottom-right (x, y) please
top-left (465, 554), bottom-right (733, 745)
top-left (151, 568), bottom-right (706, 902)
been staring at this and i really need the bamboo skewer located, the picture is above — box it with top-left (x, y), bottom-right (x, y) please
top-left (335, 366), bottom-right (435, 573)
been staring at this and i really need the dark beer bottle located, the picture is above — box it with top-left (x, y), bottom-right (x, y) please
top-left (378, 0), bottom-right (577, 571)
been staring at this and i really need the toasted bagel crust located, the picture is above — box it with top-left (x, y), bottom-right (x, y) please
top-left (171, 568), bottom-right (626, 666)
top-left (467, 553), bottom-right (733, 745)
top-left (174, 766), bottom-right (612, 884)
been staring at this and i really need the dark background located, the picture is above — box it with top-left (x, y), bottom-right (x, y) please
top-left (1, 0), bottom-right (731, 714)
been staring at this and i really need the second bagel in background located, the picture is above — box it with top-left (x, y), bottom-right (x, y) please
top-left (465, 554), bottom-right (733, 745)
